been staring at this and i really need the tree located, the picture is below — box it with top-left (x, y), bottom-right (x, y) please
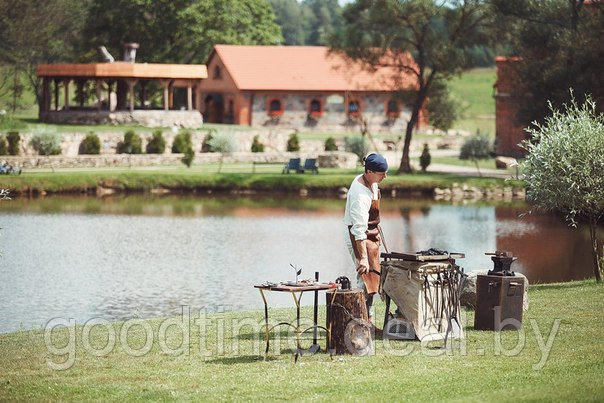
top-left (459, 133), bottom-right (493, 176)
top-left (0, 0), bottom-right (89, 112)
top-left (522, 95), bottom-right (604, 282)
top-left (324, 137), bottom-right (338, 151)
top-left (117, 130), bottom-right (143, 154)
top-left (146, 130), bottom-right (166, 154)
top-left (79, 132), bottom-right (101, 154)
top-left (30, 130), bottom-right (62, 156)
top-left (419, 143), bottom-right (431, 171)
top-left (344, 136), bottom-right (369, 163)
top-left (330, 0), bottom-right (489, 173)
top-left (81, 0), bottom-right (282, 64)
top-left (208, 132), bottom-right (236, 173)
top-left (426, 77), bottom-right (460, 131)
top-left (269, 0), bottom-right (309, 44)
top-left (286, 131), bottom-right (300, 152)
top-left (489, 0), bottom-right (604, 126)
top-left (251, 135), bottom-right (265, 152)
top-left (303, 0), bottom-right (343, 45)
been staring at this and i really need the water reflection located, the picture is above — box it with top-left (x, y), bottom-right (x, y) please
top-left (0, 195), bottom-right (598, 333)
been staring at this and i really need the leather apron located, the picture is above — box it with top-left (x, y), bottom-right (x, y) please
top-left (348, 189), bottom-right (381, 295)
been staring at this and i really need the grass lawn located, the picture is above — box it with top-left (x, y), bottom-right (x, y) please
top-left (0, 280), bottom-right (601, 400)
top-left (448, 68), bottom-right (496, 136)
top-left (0, 167), bottom-right (523, 196)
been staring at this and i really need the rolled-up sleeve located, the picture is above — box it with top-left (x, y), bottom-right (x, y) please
top-left (349, 195), bottom-right (371, 241)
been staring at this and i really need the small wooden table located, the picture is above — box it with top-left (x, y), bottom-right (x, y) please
top-left (254, 283), bottom-right (334, 361)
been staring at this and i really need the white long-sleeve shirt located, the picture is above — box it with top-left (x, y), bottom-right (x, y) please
top-left (344, 174), bottom-right (376, 241)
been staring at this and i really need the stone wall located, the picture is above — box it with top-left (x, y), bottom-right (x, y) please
top-left (41, 110), bottom-right (204, 129)
top-left (251, 93), bottom-right (410, 133)
top-left (1, 151), bottom-right (358, 169)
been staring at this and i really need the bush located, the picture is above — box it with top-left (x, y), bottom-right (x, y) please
top-left (344, 136), bottom-right (369, 163)
top-left (201, 129), bottom-right (216, 152)
top-left (419, 143), bottom-right (431, 171)
top-left (251, 135), bottom-right (264, 152)
top-left (78, 132), bottom-right (101, 155)
top-left (30, 130), bottom-right (61, 156)
top-left (459, 133), bottom-right (493, 176)
top-left (172, 129), bottom-right (192, 153)
top-left (0, 136), bottom-right (8, 155)
top-left (208, 131), bottom-right (236, 173)
top-left (324, 137), bottom-right (338, 151)
top-left (286, 131), bottom-right (300, 152)
top-left (7, 132), bottom-right (20, 155)
top-left (117, 130), bottom-right (142, 154)
top-left (181, 147), bottom-right (194, 168)
top-left (146, 129), bottom-right (166, 154)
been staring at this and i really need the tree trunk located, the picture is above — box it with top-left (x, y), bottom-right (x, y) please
top-left (474, 160), bottom-right (482, 177)
top-left (326, 289), bottom-right (372, 355)
top-left (589, 217), bottom-right (602, 283)
top-left (397, 119), bottom-right (415, 174)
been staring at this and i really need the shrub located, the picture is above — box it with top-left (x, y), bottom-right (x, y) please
top-left (7, 132), bottom-right (20, 155)
top-left (419, 143), bottom-right (431, 172)
top-left (172, 129), bottom-right (192, 153)
top-left (459, 133), bottom-right (493, 176)
top-left (0, 136), bottom-right (7, 155)
top-left (201, 129), bottom-right (216, 152)
top-left (78, 132), bottom-right (101, 155)
top-left (181, 147), bottom-right (194, 167)
top-left (146, 129), bottom-right (166, 154)
top-left (286, 131), bottom-right (300, 152)
top-left (208, 131), bottom-right (236, 173)
top-left (344, 136), bottom-right (369, 163)
top-left (251, 135), bottom-right (264, 152)
top-left (117, 130), bottom-right (142, 154)
top-left (324, 137), bottom-right (338, 151)
top-left (30, 130), bottom-right (61, 156)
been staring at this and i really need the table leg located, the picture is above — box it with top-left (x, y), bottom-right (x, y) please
top-left (383, 294), bottom-right (391, 333)
top-left (258, 289), bottom-right (270, 354)
top-left (312, 272), bottom-right (319, 350)
top-left (290, 291), bottom-right (303, 362)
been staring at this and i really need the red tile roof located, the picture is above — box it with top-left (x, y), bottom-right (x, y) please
top-left (212, 45), bottom-right (419, 92)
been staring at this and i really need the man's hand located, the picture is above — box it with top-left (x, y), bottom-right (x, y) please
top-left (357, 258), bottom-right (369, 275)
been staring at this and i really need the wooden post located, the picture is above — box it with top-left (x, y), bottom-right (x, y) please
top-left (126, 79), bottom-right (137, 112)
top-left (77, 80), bottom-right (85, 107)
top-left (63, 79), bottom-right (70, 110)
top-left (54, 79), bottom-right (60, 111)
top-left (326, 289), bottom-right (372, 355)
top-left (42, 77), bottom-right (50, 112)
top-left (139, 81), bottom-right (146, 109)
top-left (187, 81), bottom-right (193, 111)
top-left (161, 80), bottom-right (170, 111)
top-left (195, 83), bottom-right (202, 112)
top-left (169, 83), bottom-right (174, 110)
top-left (96, 79), bottom-right (102, 111)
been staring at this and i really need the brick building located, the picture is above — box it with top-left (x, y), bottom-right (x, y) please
top-left (198, 45), bottom-right (426, 131)
top-left (494, 56), bottom-right (526, 158)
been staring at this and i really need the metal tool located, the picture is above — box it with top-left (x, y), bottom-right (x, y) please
top-left (485, 251), bottom-right (517, 276)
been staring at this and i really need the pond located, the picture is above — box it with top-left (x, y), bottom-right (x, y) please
top-left (0, 195), bottom-right (598, 333)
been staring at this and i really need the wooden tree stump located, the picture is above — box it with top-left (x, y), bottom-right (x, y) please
top-left (326, 289), bottom-right (373, 355)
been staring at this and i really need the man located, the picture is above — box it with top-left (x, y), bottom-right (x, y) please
top-left (344, 153), bottom-right (388, 327)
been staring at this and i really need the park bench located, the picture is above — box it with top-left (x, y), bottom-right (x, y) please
top-left (0, 162), bottom-right (21, 175)
top-left (302, 158), bottom-right (319, 174)
top-left (282, 158), bottom-right (302, 174)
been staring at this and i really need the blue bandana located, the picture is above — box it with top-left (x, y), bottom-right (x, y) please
top-left (364, 153), bottom-right (388, 172)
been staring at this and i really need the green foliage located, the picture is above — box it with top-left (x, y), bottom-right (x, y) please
top-left (82, 0), bottom-right (282, 65)
top-left (181, 147), bottom-right (194, 168)
top-left (201, 129), bottom-right (216, 152)
top-left (251, 135), bottom-right (264, 152)
top-left (0, 136), bottom-right (7, 155)
top-left (460, 133), bottom-right (493, 176)
top-left (490, 0), bottom-right (604, 124)
top-left (286, 131), bottom-right (300, 152)
top-left (172, 130), bottom-right (192, 154)
top-left (344, 136), bottom-right (369, 163)
top-left (419, 143), bottom-right (431, 172)
top-left (330, 0), bottom-right (489, 172)
top-left (427, 78), bottom-right (460, 131)
top-left (6, 132), bottom-right (20, 155)
top-left (269, 0), bottom-right (343, 45)
top-left (30, 129), bottom-right (61, 156)
top-left (522, 95), bottom-right (603, 281)
top-left (208, 132), bottom-right (237, 154)
top-left (117, 130), bottom-right (142, 154)
top-left (146, 130), bottom-right (166, 154)
top-left (78, 132), bottom-right (101, 155)
top-left (324, 136), bottom-right (337, 151)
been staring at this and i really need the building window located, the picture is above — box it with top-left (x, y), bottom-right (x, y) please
top-left (309, 98), bottom-right (322, 116)
top-left (214, 65), bottom-right (222, 79)
top-left (348, 100), bottom-right (360, 116)
top-left (268, 98), bottom-right (283, 116)
top-left (387, 100), bottom-right (400, 117)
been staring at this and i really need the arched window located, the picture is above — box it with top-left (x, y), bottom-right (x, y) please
top-left (309, 98), bottom-right (322, 115)
top-left (268, 98), bottom-right (283, 115)
top-left (213, 65), bottom-right (222, 79)
top-left (348, 100), bottom-right (360, 115)
top-left (387, 100), bottom-right (399, 116)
